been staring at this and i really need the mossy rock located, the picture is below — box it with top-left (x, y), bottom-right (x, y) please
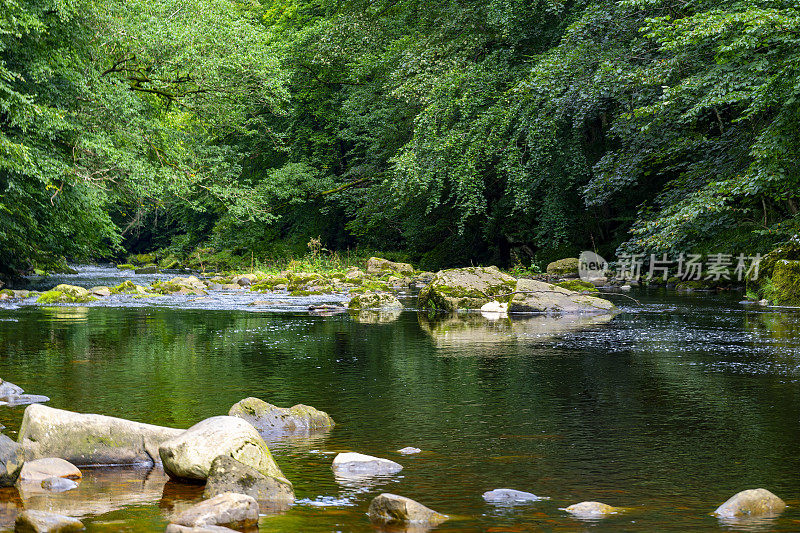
top-left (110, 280), bottom-right (138, 294)
top-left (348, 291), bottom-right (403, 310)
top-left (555, 279), bottom-right (598, 293)
top-left (36, 290), bottom-right (97, 304)
top-left (128, 253), bottom-right (157, 265)
top-left (159, 256), bottom-right (181, 270)
top-left (675, 280), bottom-right (715, 291)
top-left (769, 260), bottom-right (800, 305)
top-left (366, 257), bottom-right (415, 276)
top-left (546, 257), bottom-right (579, 276)
top-left (418, 266), bottom-right (518, 312)
top-left (251, 276), bottom-right (290, 292)
top-left (116, 264), bottom-right (136, 270)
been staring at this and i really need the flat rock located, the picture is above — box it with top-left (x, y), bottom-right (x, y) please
top-left (204, 455), bottom-right (294, 504)
top-left (4, 394), bottom-right (50, 406)
top-left (18, 458), bottom-right (82, 483)
top-left (41, 477), bottom-right (79, 492)
top-left (0, 433), bottom-right (24, 486)
top-left (347, 291), bottom-right (403, 310)
top-left (713, 488), bottom-right (786, 518)
top-left (508, 279), bottom-right (614, 314)
top-left (172, 492), bottom-right (259, 528)
top-left (564, 501), bottom-right (619, 517)
top-left (418, 266), bottom-right (516, 312)
top-left (332, 452), bottom-right (402, 477)
top-left (397, 447), bottom-right (421, 455)
top-left (159, 416), bottom-right (287, 482)
top-left (367, 493), bottom-right (447, 525)
top-left (229, 397), bottom-right (334, 433)
top-left (14, 510), bottom-right (84, 533)
top-left (483, 488), bottom-right (547, 503)
top-left (19, 404), bottom-right (184, 467)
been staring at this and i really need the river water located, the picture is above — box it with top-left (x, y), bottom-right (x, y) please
top-left (0, 268), bottom-right (798, 531)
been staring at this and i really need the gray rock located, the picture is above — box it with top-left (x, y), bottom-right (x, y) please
top-left (17, 458), bottom-right (81, 484)
top-left (41, 477), bottom-right (79, 492)
top-left (332, 452), bottom-right (402, 477)
top-left (347, 292), bottom-right (403, 310)
top-left (4, 394), bottom-right (50, 406)
top-left (482, 488), bottom-right (547, 503)
top-left (134, 266), bottom-right (158, 274)
top-left (171, 492), bottom-right (259, 528)
top-left (367, 493), bottom-right (447, 525)
top-left (0, 379), bottom-right (24, 400)
top-left (14, 510), bottom-right (84, 532)
top-left (159, 416), bottom-right (288, 483)
top-left (508, 279), bottom-right (614, 314)
top-left (713, 488), bottom-right (786, 518)
top-left (0, 433), bottom-right (24, 486)
top-left (366, 257), bottom-right (415, 276)
top-left (90, 287), bottom-right (111, 297)
top-left (19, 404), bottom-right (184, 467)
top-left (204, 455), bottom-right (294, 504)
top-left (397, 447), bottom-right (421, 455)
top-left (229, 397), bottom-right (334, 433)
top-left (165, 525), bottom-right (239, 533)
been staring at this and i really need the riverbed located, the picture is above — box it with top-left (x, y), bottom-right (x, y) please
top-left (0, 267), bottom-right (798, 531)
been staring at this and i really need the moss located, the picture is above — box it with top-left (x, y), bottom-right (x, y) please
top-left (116, 264), bottom-right (136, 270)
top-left (675, 280), bottom-right (715, 291)
top-left (36, 290), bottom-right (98, 304)
top-left (150, 281), bottom-right (185, 294)
top-left (110, 280), bottom-right (138, 294)
top-left (128, 253), bottom-right (157, 265)
top-left (556, 279), bottom-right (598, 292)
top-left (290, 290), bottom-right (325, 296)
top-left (251, 276), bottom-right (290, 292)
top-left (546, 257), bottom-right (579, 276)
top-left (769, 260), bottom-right (800, 305)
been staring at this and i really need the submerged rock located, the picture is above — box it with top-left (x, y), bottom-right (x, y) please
top-left (367, 493), bottom-right (447, 526)
top-left (366, 257), bottom-right (415, 276)
top-left (418, 266), bottom-right (517, 312)
top-left (204, 455), bottom-right (294, 504)
top-left (159, 416), bottom-right (287, 483)
top-left (508, 279), bottom-right (614, 314)
top-left (332, 452), bottom-right (402, 477)
top-left (14, 510), bottom-right (83, 533)
top-left (19, 404), bottom-right (184, 467)
top-left (171, 492), bottom-right (259, 529)
top-left (17, 458), bottom-right (81, 484)
top-left (713, 488), bottom-right (786, 518)
top-left (0, 434), bottom-right (24, 486)
top-left (165, 525), bottom-right (239, 533)
top-left (40, 477), bottom-right (78, 493)
top-left (482, 488), bottom-right (547, 503)
top-left (229, 397), bottom-right (334, 433)
top-left (564, 501), bottom-right (620, 517)
top-left (397, 447), bottom-right (421, 455)
top-left (347, 291), bottom-right (402, 310)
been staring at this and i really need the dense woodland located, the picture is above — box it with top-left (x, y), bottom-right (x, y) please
top-left (2, 0), bottom-right (799, 277)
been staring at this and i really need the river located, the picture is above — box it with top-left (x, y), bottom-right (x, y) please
top-left (0, 267), bottom-right (798, 531)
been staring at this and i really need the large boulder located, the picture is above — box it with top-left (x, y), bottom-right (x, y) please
top-left (332, 452), bottom-right (402, 477)
top-left (36, 284), bottom-right (97, 304)
top-left (159, 416), bottom-right (287, 483)
top-left (0, 434), bottom-right (23, 486)
top-left (769, 260), bottom-right (800, 305)
top-left (17, 458), bottom-right (81, 484)
top-left (14, 510), bottom-right (83, 533)
top-left (508, 279), bottom-right (614, 314)
top-left (367, 493), bottom-right (447, 526)
top-left (546, 257), bottom-right (579, 277)
top-left (204, 456), bottom-right (294, 504)
top-left (170, 492), bottom-right (258, 529)
top-left (418, 267), bottom-right (517, 312)
top-left (229, 397), bottom-right (334, 433)
top-left (713, 488), bottom-right (786, 518)
top-left (347, 292), bottom-right (403, 310)
top-left (366, 257), bottom-right (415, 276)
top-left (19, 404), bottom-right (184, 467)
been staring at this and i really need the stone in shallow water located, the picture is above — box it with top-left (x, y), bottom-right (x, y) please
top-left (159, 416), bottom-right (287, 482)
top-left (3, 395), bottom-right (50, 406)
top-left (564, 501), bottom-right (620, 517)
top-left (204, 455), bottom-right (294, 504)
top-left (367, 493), bottom-right (447, 525)
top-left (713, 488), bottom-right (786, 518)
top-left (229, 397), bottom-right (334, 433)
top-left (171, 492), bottom-right (259, 528)
top-left (0, 434), bottom-right (23, 487)
top-left (40, 477), bottom-right (78, 493)
top-left (331, 452), bottom-right (402, 477)
top-left (14, 510), bottom-right (83, 533)
top-left (165, 525), bottom-right (239, 533)
top-left (17, 458), bottom-right (82, 484)
top-left (397, 447), bottom-right (421, 455)
top-left (482, 488), bottom-right (547, 503)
